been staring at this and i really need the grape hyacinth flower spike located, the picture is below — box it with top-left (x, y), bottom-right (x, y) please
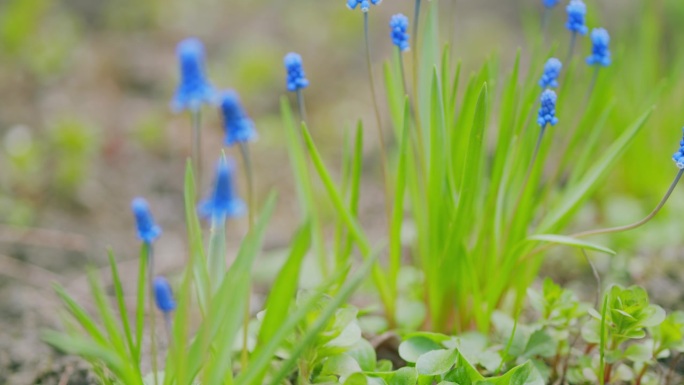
top-left (284, 52), bottom-right (309, 122)
top-left (539, 58), bottom-right (562, 89)
top-left (220, 90), bottom-right (257, 147)
top-left (199, 156), bottom-right (246, 221)
top-left (390, 14), bottom-right (410, 52)
top-left (537, 89), bottom-right (559, 129)
top-left (586, 28), bottom-right (612, 67)
top-left (171, 38), bottom-right (217, 113)
top-left (543, 0), bottom-right (560, 8)
top-left (566, 0), bottom-right (588, 36)
top-left (154, 276), bottom-right (176, 343)
top-left (284, 53), bottom-right (309, 92)
top-left (347, 0), bottom-right (381, 12)
top-left (131, 198), bottom-right (161, 245)
top-left (154, 277), bottom-right (176, 313)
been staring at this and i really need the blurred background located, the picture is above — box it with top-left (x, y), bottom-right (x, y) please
top-left (1, 0), bottom-right (684, 383)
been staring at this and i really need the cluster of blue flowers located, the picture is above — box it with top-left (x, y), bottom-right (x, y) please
top-left (284, 53), bottom-right (309, 92)
top-left (537, 90), bottom-right (559, 129)
top-left (199, 156), bottom-right (246, 220)
top-left (390, 14), bottom-right (410, 52)
top-left (171, 38), bottom-right (217, 113)
top-left (172, 38), bottom-right (256, 148)
top-left (221, 91), bottom-right (257, 146)
top-left (539, 58), bottom-right (562, 89)
top-left (586, 28), bottom-right (612, 67)
top-left (346, 0), bottom-right (381, 12)
top-left (566, 0), bottom-right (588, 35)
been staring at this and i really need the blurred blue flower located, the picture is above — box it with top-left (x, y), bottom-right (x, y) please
top-left (537, 89), bottom-right (559, 128)
top-left (154, 277), bottom-right (176, 313)
top-left (171, 38), bottom-right (217, 113)
top-left (566, 0), bottom-right (588, 35)
top-left (220, 90), bottom-right (257, 146)
top-left (586, 28), bottom-right (612, 67)
top-left (543, 0), bottom-right (560, 8)
top-left (131, 198), bottom-right (162, 244)
top-left (199, 156), bottom-right (245, 220)
top-left (539, 58), bottom-right (562, 89)
top-left (673, 129), bottom-right (684, 169)
top-left (390, 14), bottom-right (410, 52)
top-left (284, 53), bottom-right (309, 92)
top-left (347, 0), bottom-right (381, 12)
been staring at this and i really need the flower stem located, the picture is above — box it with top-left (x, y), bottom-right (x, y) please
top-left (146, 244), bottom-right (159, 385)
top-left (364, 12), bottom-right (392, 228)
top-left (565, 32), bottom-right (577, 65)
top-left (571, 169), bottom-right (684, 238)
top-left (506, 128), bottom-right (546, 239)
top-left (296, 89), bottom-right (308, 124)
top-left (191, 110), bottom-right (203, 189)
top-left (586, 66), bottom-right (599, 102)
top-left (238, 142), bottom-right (254, 369)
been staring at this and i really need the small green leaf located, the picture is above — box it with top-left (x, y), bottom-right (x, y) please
top-left (416, 349), bottom-right (458, 375)
top-left (398, 336), bottom-right (444, 363)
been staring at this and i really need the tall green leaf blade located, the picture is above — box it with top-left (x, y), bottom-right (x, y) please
top-left (267, 252), bottom-right (381, 385)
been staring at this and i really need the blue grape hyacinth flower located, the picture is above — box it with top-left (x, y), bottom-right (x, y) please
top-left (673, 129), bottom-right (684, 169)
top-left (537, 89), bottom-right (559, 129)
top-left (586, 28), bottom-right (612, 67)
top-left (543, 0), bottom-right (560, 8)
top-left (131, 198), bottom-right (162, 244)
top-left (347, 0), bottom-right (381, 12)
top-left (220, 90), bottom-right (257, 146)
top-left (284, 53), bottom-right (309, 92)
top-left (171, 38), bottom-right (217, 113)
top-left (199, 156), bottom-right (246, 220)
top-left (539, 58), bottom-right (562, 89)
top-left (566, 0), bottom-right (588, 35)
top-left (154, 277), bottom-right (176, 313)
top-left (390, 14), bottom-right (410, 52)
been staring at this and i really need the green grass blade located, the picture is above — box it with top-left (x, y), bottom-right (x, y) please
top-left (538, 107), bottom-right (653, 232)
top-left (42, 331), bottom-right (141, 384)
top-left (281, 96), bottom-right (328, 277)
top-left (189, 193), bottom-right (277, 384)
top-left (389, 98), bottom-right (411, 306)
top-left (267, 251), bottom-right (380, 385)
top-left (257, 222), bottom-right (311, 345)
top-left (134, 244), bottom-right (146, 363)
top-left (299, 122), bottom-right (393, 314)
top-left (86, 267), bottom-right (130, 363)
top-left (107, 250), bottom-right (137, 367)
top-left (53, 284), bottom-right (108, 346)
top-left (527, 234), bottom-right (616, 256)
top-left (184, 160), bottom-right (211, 315)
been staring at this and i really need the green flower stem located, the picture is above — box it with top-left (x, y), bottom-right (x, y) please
top-left (238, 141), bottom-right (255, 369)
top-left (191, 110), bottom-right (202, 189)
top-left (145, 244), bottom-right (159, 385)
top-left (413, 0), bottom-right (421, 44)
top-left (571, 169), bottom-right (684, 238)
top-left (506, 128), bottom-right (546, 241)
top-left (587, 66), bottom-right (600, 102)
top-left (523, 168), bottom-right (683, 264)
top-left (565, 32), bottom-right (577, 65)
top-left (364, 11), bottom-right (392, 229)
top-left (296, 89), bottom-right (307, 124)
top-left (293, 89), bottom-right (329, 278)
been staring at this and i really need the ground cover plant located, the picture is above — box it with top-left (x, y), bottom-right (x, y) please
top-left (38, 1), bottom-right (684, 384)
